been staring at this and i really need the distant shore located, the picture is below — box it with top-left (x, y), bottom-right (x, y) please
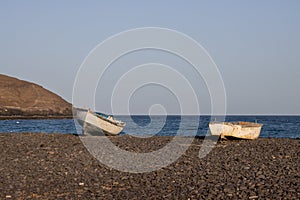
top-left (0, 133), bottom-right (299, 199)
top-left (0, 115), bottom-right (74, 120)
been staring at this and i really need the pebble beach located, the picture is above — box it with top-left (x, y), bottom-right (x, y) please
top-left (0, 133), bottom-right (299, 199)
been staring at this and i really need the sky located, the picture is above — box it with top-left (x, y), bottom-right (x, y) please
top-left (0, 0), bottom-right (299, 115)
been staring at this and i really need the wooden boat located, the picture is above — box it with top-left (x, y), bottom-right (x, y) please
top-left (209, 121), bottom-right (263, 140)
top-left (74, 108), bottom-right (126, 136)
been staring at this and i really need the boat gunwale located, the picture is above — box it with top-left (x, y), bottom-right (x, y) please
top-left (88, 110), bottom-right (126, 128)
top-left (209, 121), bottom-right (263, 128)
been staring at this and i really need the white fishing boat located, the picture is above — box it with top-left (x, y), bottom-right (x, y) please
top-left (209, 121), bottom-right (263, 140)
top-left (74, 108), bottom-right (126, 136)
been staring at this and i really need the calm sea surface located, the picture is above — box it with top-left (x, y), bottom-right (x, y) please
top-left (0, 116), bottom-right (299, 138)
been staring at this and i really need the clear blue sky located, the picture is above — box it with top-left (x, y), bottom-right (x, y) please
top-left (1, 0), bottom-right (299, 114)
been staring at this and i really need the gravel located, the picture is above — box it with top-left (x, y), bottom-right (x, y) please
top-left (0, 133), bottom-right (299, 199)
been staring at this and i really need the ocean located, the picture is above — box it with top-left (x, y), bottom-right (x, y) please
top-left (0, 116), bottom-right (299, 138)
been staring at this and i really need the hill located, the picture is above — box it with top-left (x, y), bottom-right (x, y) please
top-left (0, 74), bottom-right (72, 119)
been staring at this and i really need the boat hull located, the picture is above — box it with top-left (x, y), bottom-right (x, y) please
top-left (209, 122), bottom-right (262, 140)
top-left (75, 108), bottom-right (125, 136)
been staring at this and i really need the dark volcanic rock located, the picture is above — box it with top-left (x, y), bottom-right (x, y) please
top-left (0, 74), bottom-right (72, 118)
top-left (0, 134), bottom-right (299, 199)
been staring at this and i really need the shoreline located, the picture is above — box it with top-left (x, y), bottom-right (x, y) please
top-left (0, 133), bottom-right (299, 199)
top-left (0, 115), bottom-right (74, 120)
top-left (1, 132), bottom-right (299, 139)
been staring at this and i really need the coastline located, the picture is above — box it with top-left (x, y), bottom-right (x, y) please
top-left (0, 115), bottom-right (74, 120)
top-left (0, 133), bottom-right (299, 199)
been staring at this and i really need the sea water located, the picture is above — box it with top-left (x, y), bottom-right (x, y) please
top-left (0, 116), bottom-right (299, 138)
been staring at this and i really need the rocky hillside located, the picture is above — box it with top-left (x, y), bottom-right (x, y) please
top-left (0, 74), bottom-right (72, 118)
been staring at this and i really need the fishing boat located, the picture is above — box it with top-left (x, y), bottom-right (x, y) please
top-left (209, 121), bottom-right (263, 140)
top-left (74, 108), bottom-right (126, 136)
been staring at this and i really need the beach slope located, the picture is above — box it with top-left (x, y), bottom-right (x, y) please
top-left (0, 133), bottom-right (299, 199)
